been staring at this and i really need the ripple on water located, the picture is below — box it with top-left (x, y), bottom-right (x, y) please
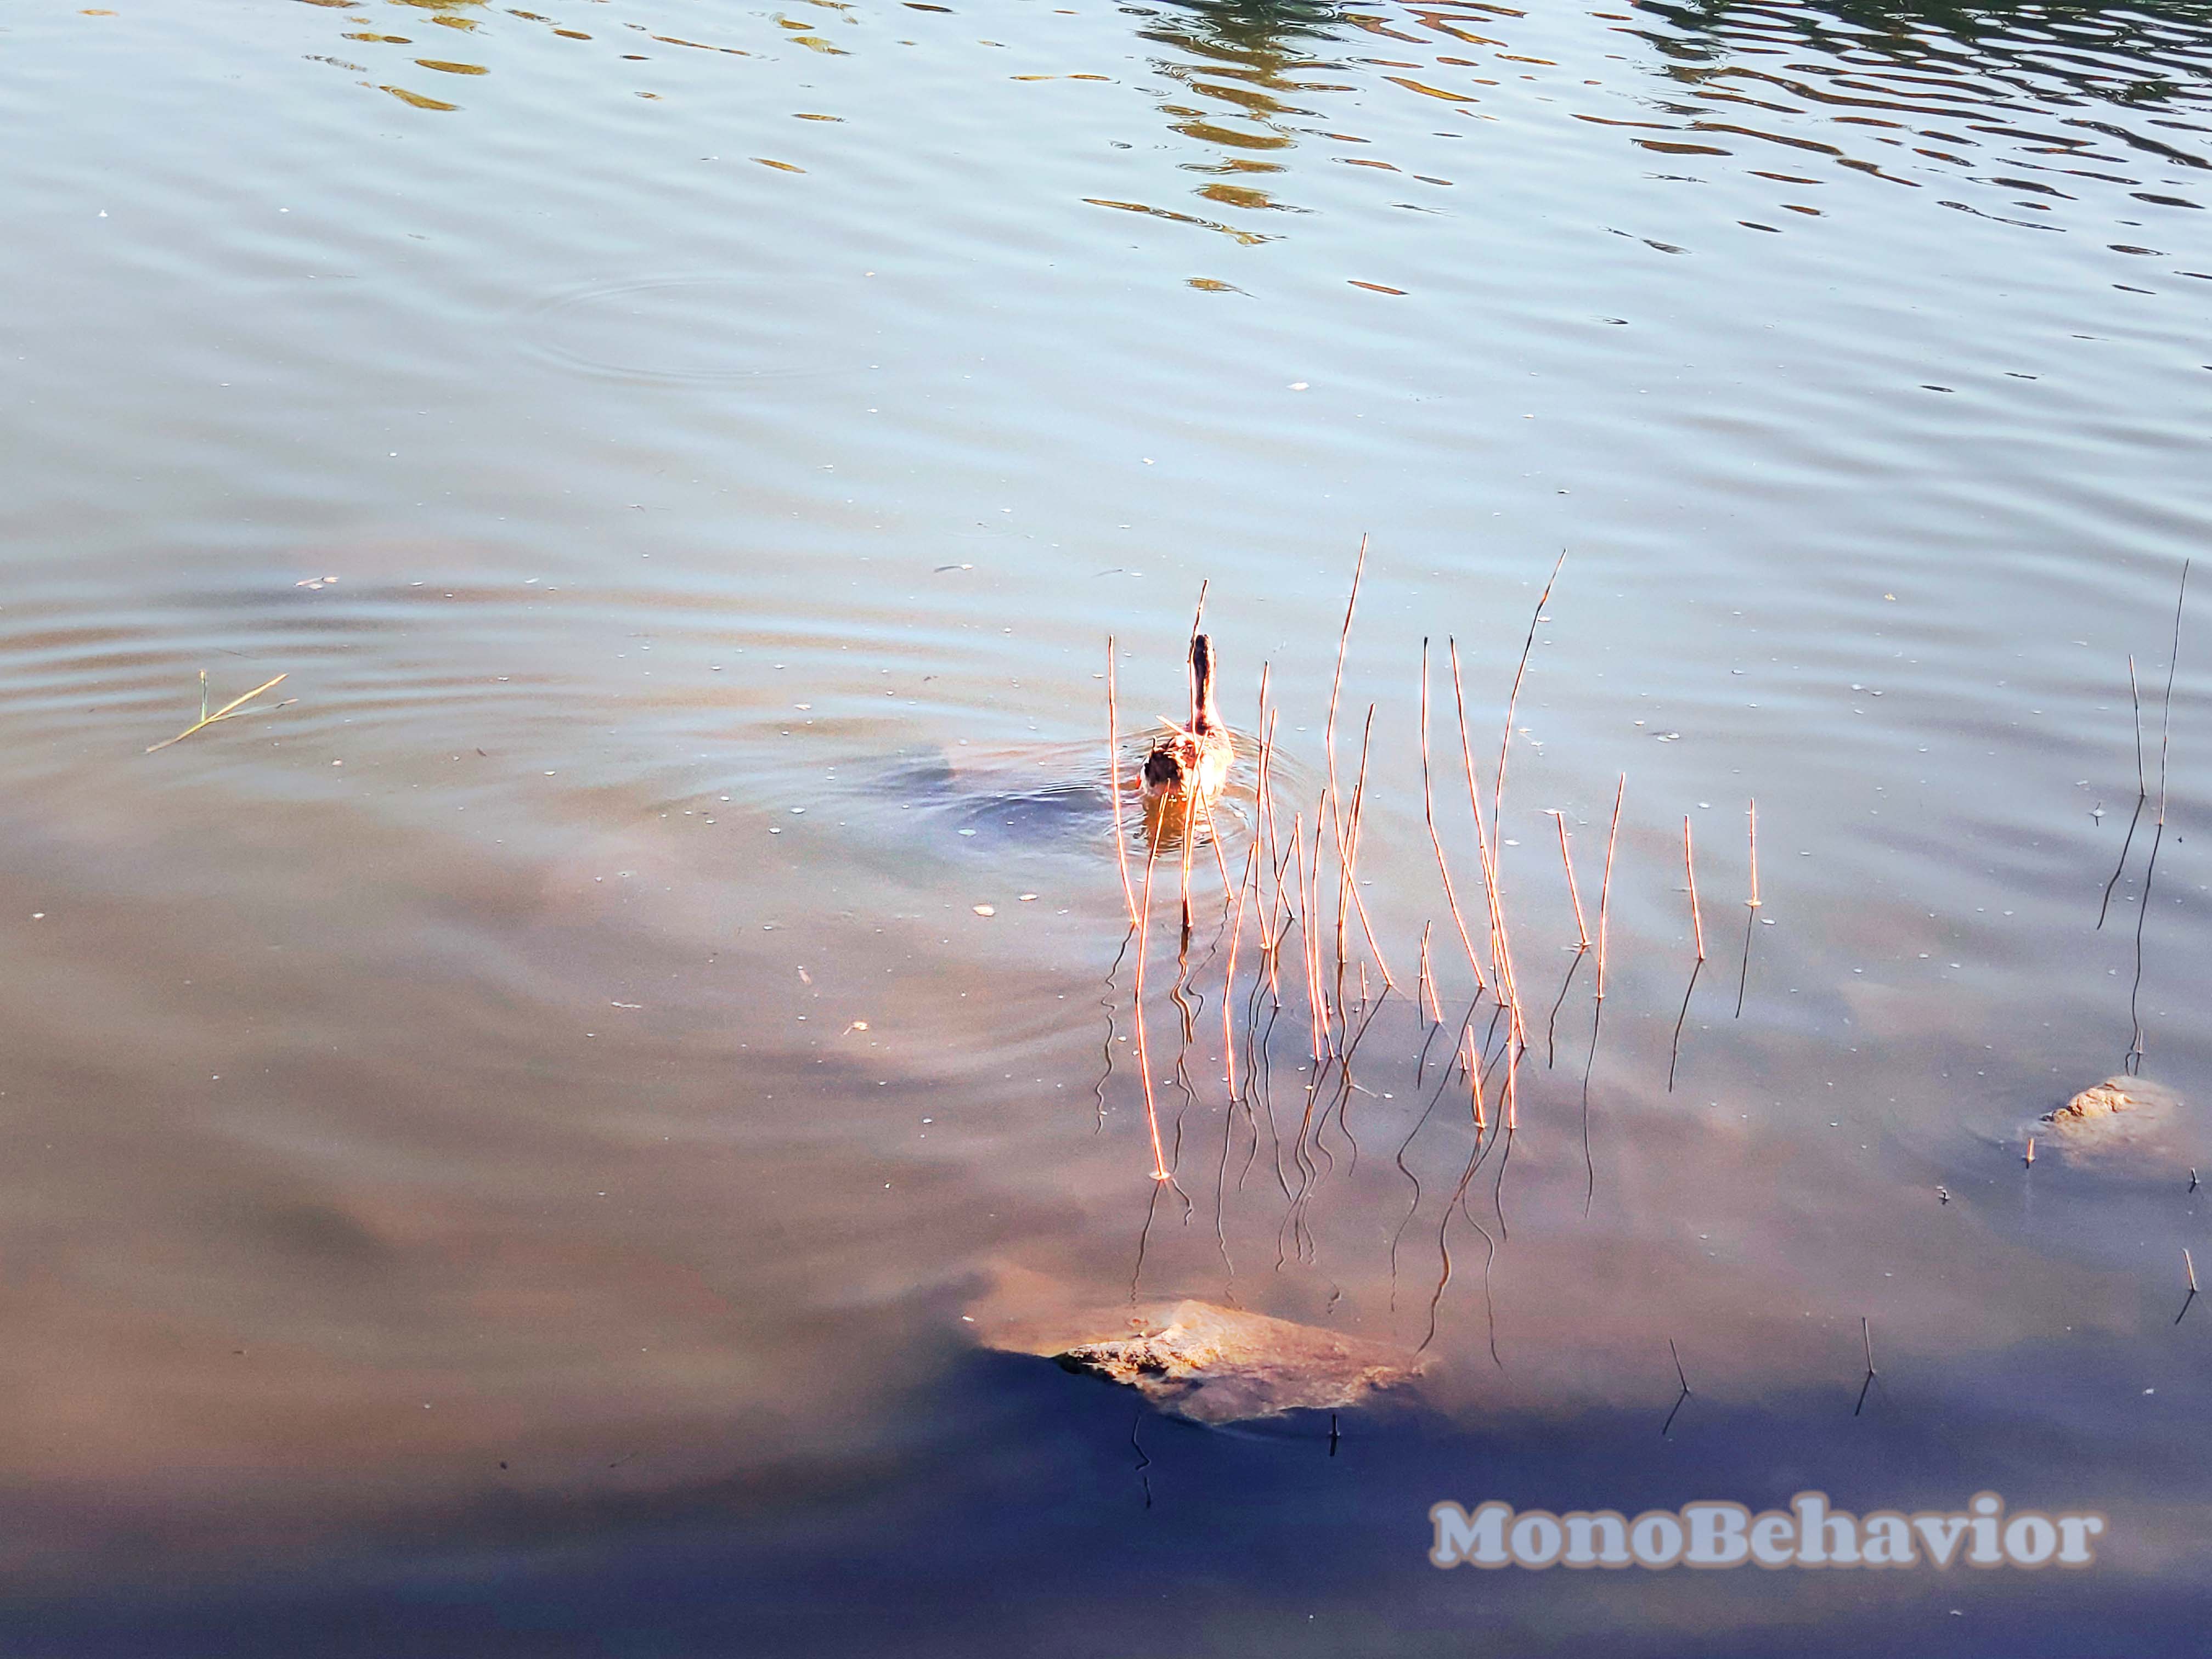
top-left (518, 272), bottom-right (887, 384)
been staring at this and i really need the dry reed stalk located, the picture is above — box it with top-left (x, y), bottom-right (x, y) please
top-left (1265, 844), bottom-right (1291, 1002)
top-left (1483, 551), bottom-right (1568, 1111)
top-left (1222, 839), bottom-right (1259, 1096)
top-left (1683, 814), bottom-right (1706, 962)
top-left (1504, 1026), bottom-right (1520, 1131)
top-left (1255, 679), bottom-right (1285, 977)
top-left (1339, 702), bottom-right (1397, 989)
top-left (1420, 639), bottom-right (1487, 995)
top-left (1322, 535), bottom-right (1368, 849)
top-left (1197, 791), bottom-right (1237, 938)
top-left (1314, 540), bottom-right (1398, 1001)
top-left (1448, 641), bottom-right (1523, 1051)
top-left (1595, 773), bottom-right (1626, 1003)
top-left (1105, 639), bottom-right (1138, 926)
top-left (1746, 798), bottom-right (1760, 911)
top-left (1287, 814), bottom-right (1322, 1061)
top-left (1546, 808), bottom-right (1589, 949)
top-left (1267, 840), bottom-right (1298, 992)
top-left (1483, 550), bottom-right (1570, 1120)
top-left (1307, 798), bottom-right (1331, 1055)
top-left (1257, 725), bottom-right (1279, 946)
top-left (1328, 787), bottom-right (1353, 980)
top-left (2114, 658), bottom-right (2146, 808)
top-left (1492, 549), bottom-right (1567, 827)
top-left (2189, 1247), bottom-right (2200, 1293)
top-left (1733, 797), bottom-right (1759, 1018)
top-left (1132, 846), bottom-right (1171, 1181)
top-left (1419, 922), bottom-right (1443, 1023)
top-left (1447, 639), bottom-right (1528, 1131)
top-left (1462, 1027), bottom-right (1486, 1132)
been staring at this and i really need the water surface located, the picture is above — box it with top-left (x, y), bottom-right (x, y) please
top-left (4, 0), bottom-right (2211, 1651)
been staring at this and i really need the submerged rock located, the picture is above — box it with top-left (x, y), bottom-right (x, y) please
top-left (2050, 1077), bottom-right (2141, 1121)
top-left (1046, 1299), bottom-right (1421, 1424)
top-left (2034, 1074), bottom-right (2188, 1167)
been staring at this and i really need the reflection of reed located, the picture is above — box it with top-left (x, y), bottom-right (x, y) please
top-left (1138, 0), bottom-right (1348, 217)
top-left (2126, 560), bottom-right (2189, 1075)
top-left (1625, 0), bottom-right (2212, 236)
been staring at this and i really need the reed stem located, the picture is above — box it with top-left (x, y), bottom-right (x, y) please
top-left (1684, 814), bottom-right (1706, 962)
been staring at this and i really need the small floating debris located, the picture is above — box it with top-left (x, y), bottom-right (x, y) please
top-left (145, 672), bottom-right (292, 753)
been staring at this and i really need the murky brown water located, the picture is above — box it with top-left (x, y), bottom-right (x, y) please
top-left (5, 0), bottom-right (2211, 1650)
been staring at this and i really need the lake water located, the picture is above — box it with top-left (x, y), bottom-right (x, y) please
top-left (5, 0), bottom-right (2211, 1650)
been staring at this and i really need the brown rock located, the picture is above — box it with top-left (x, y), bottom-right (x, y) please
top-left (2033, 1074), bottom-right (2187, 1169)
top-left (2050, 1078), bottom-right (2138, 1121)
top-left (1048, 1299), bottom-right (1421, 1424)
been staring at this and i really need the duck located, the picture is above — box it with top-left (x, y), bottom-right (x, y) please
top-left (1142, 633), bottom-right (1233, 807)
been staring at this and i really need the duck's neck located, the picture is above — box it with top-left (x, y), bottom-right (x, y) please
top-left (1190, 635), bottom-right (1221, 733)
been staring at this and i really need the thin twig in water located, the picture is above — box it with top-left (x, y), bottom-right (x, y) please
top-left (2180, 1247), bottom-right (2199, 1327)
top-left (1853, 1317), bottom-right (1878, 1417)
top-left (1661, 1338), bottom-right (1694, 1437)
top-left (145, 672), bottom-right (291, 753)
top-left (2098, 657), bottom-right (2148, 929)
